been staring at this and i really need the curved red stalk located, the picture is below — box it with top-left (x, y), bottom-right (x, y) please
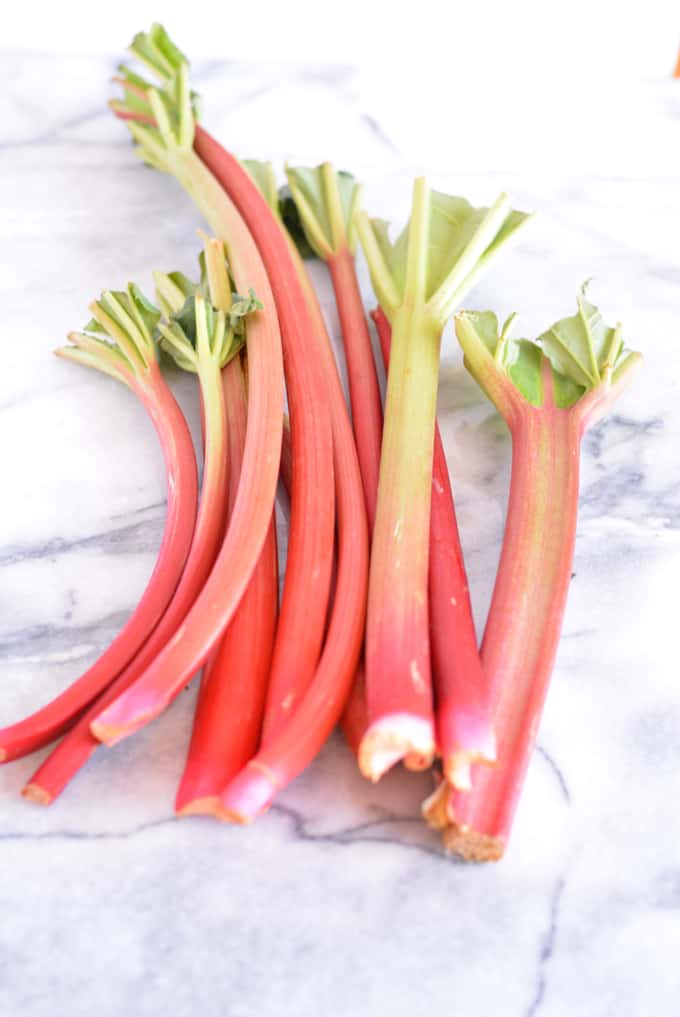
top-left (219, 243), bottom-right (369, 822)
top-left (175, 358), bottom-right (278, 816)
top-left (327, 248), bottom-right (382, 530)
top-left (371, 307), bottom-right (494, 787)
top-left (193, 128), bottom-right (335, 746)
top-left (23, 355), bottom-right (229, 802)
top-left (90, 160), bottom-right (284, 744)
top-left (0, 364), bottom-right (197, 764)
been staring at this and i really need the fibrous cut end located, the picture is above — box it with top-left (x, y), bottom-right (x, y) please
top-left (422, 780), bottom-right (505, 862)
top-left (218, 762), bottom-right (278, 824)
top-left (358, 714), bottom-right (435, 782)
top-left (22, 783), bottom-right (53, 806)
top-left (175, 795), bottom-right (222, 819)
top-left (441, 826), bottom-right (505, 863)
top-left (89, 721), bottom-right (127, 747)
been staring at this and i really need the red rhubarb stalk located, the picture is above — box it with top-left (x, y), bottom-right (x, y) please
top-left (88, 78), bottom-right (284, 744)
top-left (108, 27), bottom-right (335, 745)
top-left (176, 361), bottom-right (278, 815)
top-left (371, 306), bottom-right (494, 789)
top-left (0, 286), bottom-right (198, 764)
top-left (285, 164), bottom-right (382, 527)
top-left (218, 163), bottom-right (369, 821)
top-left (175, 247), bottom-right (278, 816)
top-left (355, 179), bottom-right (530, 780)
top-left (24, 247), bottom-right (255, 802)
top-left (194, 134), bottom-right (335, 744)
top-left (424, 292), bottom-right (642, 860)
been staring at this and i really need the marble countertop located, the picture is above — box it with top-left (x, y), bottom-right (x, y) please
top-left (1, 51), bottom-right (679, 1017)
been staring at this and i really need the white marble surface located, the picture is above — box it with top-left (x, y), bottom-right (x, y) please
top-left (1, 50), bottom-right (679, 1017)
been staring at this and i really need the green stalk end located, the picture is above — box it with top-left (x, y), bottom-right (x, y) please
top-left (58, 285), bottom-right (161, 387)
top-left (112, 25), bottom-right (199, 175)
top-left (358, 181), bottom-right (531, 327)
top-left (403, 176), bottom-right (431, 306)
top-left (242, 160), bottom-right (281, 217)
top-left (455, 289), bottom-right (641, 420)
top-left (154, 244), bottom-right (263, 375)
top-left (285, 162), bottom-right (362, 261)
top-left (354, 210), bottom-right (401, 317)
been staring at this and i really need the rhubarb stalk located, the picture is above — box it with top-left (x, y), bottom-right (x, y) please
top-left (175, 246), bottom-right (278, 816)
top-left (109, 25), bottom-right (335, 745)
top-left (24, 246), bottom-right (257, 802)
top-left (0, 286), bottom-right (198, 764)
top-left (371, 307), bottom-right (494, 789)
top-left (424, 290), bottom-right (642, 860)
top-left (285, 164), bottom-right (382, 526)
top-left (88, 69), bottom-right (284, 743)
top-left (218, 162), bottom-right (369, 821)
top-left (355, 179), bottom-right (530, 780)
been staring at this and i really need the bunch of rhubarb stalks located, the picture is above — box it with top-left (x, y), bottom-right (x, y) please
top-left (0, 26), bottom-right (642, 862)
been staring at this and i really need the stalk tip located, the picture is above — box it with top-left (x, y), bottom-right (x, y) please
top-left (175, 795), bottom-right (222, 818)
top-left (89, 720), bottom-right (126, 746)
top-left (422, 781), bottom-right (505, 861)
top-left (358, 714), bottom-right (435, 781)
top-left (219, 763), bottom-right (278, 823)
top-left (441, 825), bottom-right (505, 862)
top-left (22, 783), bottom-right (52, 806)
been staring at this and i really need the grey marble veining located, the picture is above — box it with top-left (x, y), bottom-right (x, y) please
top-left (1, 52), bottom-right (679, 1017)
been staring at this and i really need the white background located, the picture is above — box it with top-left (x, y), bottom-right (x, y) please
top-left (2, 0), bottom-right (678, 79)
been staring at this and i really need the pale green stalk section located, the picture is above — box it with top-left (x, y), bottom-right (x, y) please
top-left (203, 237), bottom-right (233, 312)
top-left (354, 211), bottom-right (400, 315)
top-left (321, 162), bottom-right (347, 251)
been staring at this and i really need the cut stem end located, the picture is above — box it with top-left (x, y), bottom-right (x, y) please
top-left (219, 763), bottom-right (278, 823)
top-left (358, 714), bottom-right (435, 781)
top-left (22, 783), bottom-right (53, 806)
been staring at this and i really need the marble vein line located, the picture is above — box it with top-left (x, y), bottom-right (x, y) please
top-left (0, 610), bottom-right (134, 663)
top-left (0, 818), bottom-right (175, 842)
top-left (0, 508), bottom-right (166, 567)
top-left (0, 805), bottom-right (448, 861)
top-left (535, 746), bottom-right (571, 805)
top-left (525, 871), bottom-right (568, 1017)
top-left (360, 112), bottom-right (402, 155)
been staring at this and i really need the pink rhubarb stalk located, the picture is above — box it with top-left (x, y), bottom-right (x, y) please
top-left (355, 179), bottom-right (530, 780)
top-left (193, 130), bottom-right (335, 745)
top-left (175, 244), bottom-right (278, 815)
top-left (102, 32), bottom-right (333, 743)
top-left (24, 244), bottom-right (255, 802)
top-left (371, 307), bottom-right (494, 789)
top-left (0, 286), bottom-right (198, 764)
top-left (285, 164), bottom-right (382, 527)
top-left (218, 166), bottom-right (369, 821)
top-left (424, 294), bottom-right (642, 860)
top-left (176, 356), bottom-right (278, 815)
top-left (89, 73), bottom-right (284, 744)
